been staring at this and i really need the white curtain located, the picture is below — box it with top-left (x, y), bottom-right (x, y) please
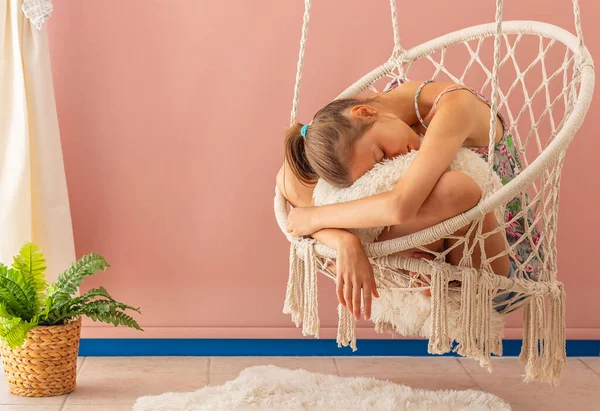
top-left (0, 0), bottom-right (75, 280)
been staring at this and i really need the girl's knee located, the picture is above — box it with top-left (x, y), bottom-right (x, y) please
top-left (433, 171), bottom-right (482, 214)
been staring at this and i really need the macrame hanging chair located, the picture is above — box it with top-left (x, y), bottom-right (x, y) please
top-left (274, 0), bottom-right (594, 384)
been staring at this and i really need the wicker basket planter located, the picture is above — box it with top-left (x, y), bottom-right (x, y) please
top-left (0, 317), bottom-right (82, 397)
top-left (0, 244), bottom-right (142, 398)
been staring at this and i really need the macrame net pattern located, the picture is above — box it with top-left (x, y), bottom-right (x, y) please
top-left (274, 0), bottom-right (595, 384)
top-left (21, 0), bottom-right (53, 30)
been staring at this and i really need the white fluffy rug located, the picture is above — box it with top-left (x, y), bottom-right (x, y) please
top-left (132, 365), bottom-right (511, 411)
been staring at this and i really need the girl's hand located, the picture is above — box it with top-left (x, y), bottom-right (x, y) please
top-left (335, 235), bottom-right (379, 321)
top-left (287, 207), bottom-right (319, 237)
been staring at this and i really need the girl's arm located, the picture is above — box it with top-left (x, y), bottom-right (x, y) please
top-left (277, 164), bottom-right (379, 320)
top-left (287, 91), bottom-right (478, 235)
top-left (276, 164), bottom-right (361, 249)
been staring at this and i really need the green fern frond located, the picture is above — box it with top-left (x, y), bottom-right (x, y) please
top-left (11, 243), bottom-right (48, 311)
top-left (46, 283), bottom-right (57, 297)
top-left (80, 300), bottom-right (143, 331)
top-left (43, 302), bottom-right (79, 325)
top-left (44, 288), bottom-right (142, 326)
top-left (75, 287), bottom-right (139, 311)
top-left (53, 253), bottom-right (110, 297)
top-left (0, 302), bottom-right (16, 320)
top-left (0, 264), bottom-right (36, 319)
top-left (51, 286), bottom-right (115, 312)
top-left (43, 285), bottom-right (120, 322)
top-left (0, 316), bottom-right (38, 349)
top-left (41, 294), bottom-right (52, 320)
top-left (80, 286), bottom-right (116, 301)
top-left (0, 288), bottom-right (28, 319)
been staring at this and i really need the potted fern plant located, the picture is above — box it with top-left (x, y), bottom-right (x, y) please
top-left (0, 242), bottom-right (143, 397)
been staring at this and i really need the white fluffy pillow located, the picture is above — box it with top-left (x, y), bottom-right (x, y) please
top-left (313, 148), bottom-right (503, 245)
top-left (312, 148), bottom-right (506, 339)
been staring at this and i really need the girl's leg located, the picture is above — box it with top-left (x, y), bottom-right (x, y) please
top-left (376, 170), bottom-right (511, 288)
top-left (445, 211), bottom-right (510, 275)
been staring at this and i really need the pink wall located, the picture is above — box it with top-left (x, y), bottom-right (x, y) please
top-left (46, 0), bottom-right (600, 340)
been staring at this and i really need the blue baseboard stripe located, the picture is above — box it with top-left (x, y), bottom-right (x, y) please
top-left (79, 339), bottom-right (600, 357)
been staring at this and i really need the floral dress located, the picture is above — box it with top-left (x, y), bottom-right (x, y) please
top-left (384, 78), bottom-right (541, 279)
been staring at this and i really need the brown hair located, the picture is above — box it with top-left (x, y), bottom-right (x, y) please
top-left (284, 97), bottom-right (375, 188)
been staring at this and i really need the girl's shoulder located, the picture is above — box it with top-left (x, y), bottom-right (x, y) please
top-left (387, 79), bottom-right (467, 105)
top-left (277, 162), bottom-right (316, 208)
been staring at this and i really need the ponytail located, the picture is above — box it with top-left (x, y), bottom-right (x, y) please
top-left (283, 96), bottom-right (377, 188)
top-left (284, 123), bottom-right (318, 185)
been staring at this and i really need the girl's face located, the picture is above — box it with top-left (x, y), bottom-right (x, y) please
top-left (347, 106), bottom-right (421, 182)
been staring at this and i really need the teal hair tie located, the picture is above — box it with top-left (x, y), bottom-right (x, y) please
top-left (300, 124), bottom-right (309, 139)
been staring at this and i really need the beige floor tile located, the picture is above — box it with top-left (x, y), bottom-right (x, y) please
top-left (460, 357), bottom-right (600, 410)
top-left (509, 403), bottom-right (542, 411)
top-left (459, 356), bottom-right (591, 376)
top-left (209, 356), bottom-right (337, 386)
top-left (76, 357), bottom-right (84, 374)
top-left (458, 356), bottom-right (527, 376)
top-left (335, 357), bottom-right (465, 375)
top-left (64, 356), bottom-right (209, 405)
top-left (580, 357), bottom-right (600, 374)
top-left (63, 405), bottom-right (133, 411)
top-left (0, 407), bottom-right (62, 410)
top-left (335, 357), bottom-right (481, 392)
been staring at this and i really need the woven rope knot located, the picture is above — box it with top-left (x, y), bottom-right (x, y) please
top-left (295, 238), bottom-right (316, 257)
top-left (544, 281), bottom-right (565, 300)
top-left (21, 0), bottom-right (53, 30)
top-left (479, 271), bottom-right (497, 289)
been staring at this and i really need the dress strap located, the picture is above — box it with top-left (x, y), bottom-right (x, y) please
top-left (416, 81), bottom-right (508, 133)
top-left (414, 80), bottom-right (435, 129)
top-left (429, 85), bottom-right (476, 118)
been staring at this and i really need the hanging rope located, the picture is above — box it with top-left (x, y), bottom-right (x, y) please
top-left (290, 0), bottom-right (312, 126)
top-left (389, 0), bottom-right (404, 59)
top-left (389, 0), bottom-right (406, 79)
top-left (482, 0), bottom-right (503, 200)
top-left (571, 0), bottom-right (586, 106)
top-left (572, 0), bottom-right (584, 59)
top-left (291, 0), bottom-right (409, 124)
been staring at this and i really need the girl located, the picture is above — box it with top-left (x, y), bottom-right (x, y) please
top-left (277, 78), bottom-right (533, 322)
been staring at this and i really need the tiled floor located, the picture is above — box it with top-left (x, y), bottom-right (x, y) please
top-left (0, 356), bottom-right (599, 410)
